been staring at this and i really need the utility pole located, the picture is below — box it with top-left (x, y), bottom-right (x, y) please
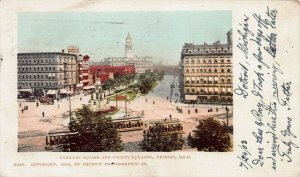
top-left (125, 83), bottom-right (127, 117)
top-left (69, 92), bottom-right (72, 123)
top-left (226, 107), bottom-right (229, 127)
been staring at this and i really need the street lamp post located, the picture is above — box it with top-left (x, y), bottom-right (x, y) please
top-left (115, 87), bottom-right (118, 108)
top-left (226, 107), bottom-right (229, 127)
top-left (125, 83), bottom-right (128, 117)
top-left (68, 92), bottom-right (72, 123)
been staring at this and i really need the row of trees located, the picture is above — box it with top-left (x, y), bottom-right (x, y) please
top-left (102, 74), bottom-right (136, 94)
top-left (137, 69), bottom-right (165, 94)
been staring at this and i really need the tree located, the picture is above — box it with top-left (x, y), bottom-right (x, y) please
top-left (140, 125), bottom-right (184, 152)
top-left (63, 105), bottom-right (123, 152)
top-left (189, 118), bottom-right (230, 152)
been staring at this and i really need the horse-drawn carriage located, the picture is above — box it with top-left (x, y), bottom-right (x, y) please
top-left (39, 97), bottom-right (54, 105)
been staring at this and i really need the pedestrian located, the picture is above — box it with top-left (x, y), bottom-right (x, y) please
top-left (19, 103), bottom-right (21, 107)
top-left (169, 114), bottom-right (172, 119)
top-left (36, 102), bottom-right (39, 107)
top-left (193, 104), bottom-right (194, 108)
top-left (188, 109), bottom-right (190, 114)
top-left (146, 98), bottom-right (147, 103)
top-left (42, 111), bottom-right (45, 117)
top-left (80, 97), bottom-right (82, 101)
top-left (167, 97), bottom-right (168, 100)
top-left (58, 104), bottom-right (60, 108)
top-left (216, 107), bottom-right (218, 112)
top-left (21, 109), bottom-right (24, 114)
top-left (195, 108), bottom-right (198, 113)
top-left (141, 110), bottom-right (144, 115)
top-left (153, 101), bottom-right (155, 104)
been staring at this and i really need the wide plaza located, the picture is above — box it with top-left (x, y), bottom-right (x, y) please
top-left (18, 75), bottom-right (233, 152)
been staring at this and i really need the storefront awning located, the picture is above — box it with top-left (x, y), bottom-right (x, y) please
top-left (185, 95), bottom-right (197, 101)
top-left (18, 89), bottom-right (32, 93)
top-left (46, 90), bottom-right (57, 95)
top-left (76, 83), bottom-right (83, 87)
top-left (59, 89), bottom-right (68, 94)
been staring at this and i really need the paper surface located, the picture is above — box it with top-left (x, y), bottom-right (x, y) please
top-left (0, 0), bottom-right (299, 177)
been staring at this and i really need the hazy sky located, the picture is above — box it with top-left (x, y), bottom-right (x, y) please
top-left (18, 11), bottom-right (231, 65)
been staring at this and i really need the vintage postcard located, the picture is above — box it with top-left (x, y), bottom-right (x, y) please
top-left (0, 0), bottom-right (299, 177)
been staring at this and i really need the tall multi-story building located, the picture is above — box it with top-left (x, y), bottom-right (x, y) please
top-left (82, 55), bottom-right (90, 88)
top-left (17, 51), bottom-right (78, 98)
top-left (103, 33), bottom-right (153, 74)
top-left (179, 29), bottom-right (233, 104)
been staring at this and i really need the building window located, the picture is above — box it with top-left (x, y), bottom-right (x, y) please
top-left (208, 60), bottom-right (211, 64)
top-left (214, 68), bottom-right (217, 72)
top-left (221, 68), bottom-right (224, 73)
top-left (227, 68), bottom-right (231, 73)
top-left (227, 59), bottom-right (230, 63)
top-left (53, 67), bottom-right (55, 70)
top-left (214, 59), bottom-right (217, 63)
top-left (186, 60), bottom-right (189, 64)
top-left (227, 79), bottom-right (231, 83)
top-left (186, 69), bottom-right (189, 73)
top-left (208, 68), bottom-right (211, 73)
top-left (221, 59), bottom-right (224, 63)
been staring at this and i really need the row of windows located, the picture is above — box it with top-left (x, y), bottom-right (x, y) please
top-left (19, 74), bottom-right (56, 79)
top-left (183, 47), bottom-right (231, 54)
top-left (18, 73), bottom-right (76, 79)
top-left (186, 76), bottom-right (231, 82)
top-left (18, 82), bottom-right (61, 87)
top-left (185, 87), bottom-right (232, 93)
top-left (18, 57), bottom-right (76, 64)
top-left (185, 68), bottom-right (231, 73)
top-left (18, 66), bottom-right (56, 71)
top-left (185, 79), bottom-right (231, 84)
top-left (185, 59), bottom-right (231, 64)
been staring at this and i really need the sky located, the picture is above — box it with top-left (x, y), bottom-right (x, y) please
top-left (18, 11), bottom-right (231, 65)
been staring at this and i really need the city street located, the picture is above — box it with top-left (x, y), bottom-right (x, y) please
top-left (18, 74), bottom-right (233, 152)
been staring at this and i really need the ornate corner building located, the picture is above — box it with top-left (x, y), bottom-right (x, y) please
top-left (179, 29), bottom-right (233, 104)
